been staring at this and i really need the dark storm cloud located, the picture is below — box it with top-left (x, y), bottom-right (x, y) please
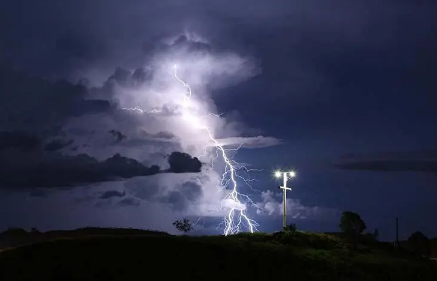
top-left (0, 68), bottom-right (111, 132)
top-left (335, 150), bottom-right (437, 173)
top-left (0, 131), bottom-right (41, 151)
top-left (0, 152), bottom-right (160, 188)
top-left (2, 0), bottom-right (435, 139)
top-left (3, 0), bottom-right (435, 73)
top-left (203, 1), bottom-right (437, 140)
top-left (0, 0), bottom-right (220, 80)
top-left (168, 152), bottom-right (201, 173)
top-left (0, 130), bottom-right (203, 188)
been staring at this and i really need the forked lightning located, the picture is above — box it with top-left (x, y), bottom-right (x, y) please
top-left (172, 65), bottom-right (258, 235)
top-left (122, 64), bottom-right (259, 235)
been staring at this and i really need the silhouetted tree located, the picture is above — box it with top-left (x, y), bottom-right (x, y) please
top-left (285, 223), bottom-right (297, 233)
top-left (173, 219), bottom-right (194, 233)
top-left (407, 231), bottom-right (430, 256)
top-left (339, 211), bottom-right (366, 236)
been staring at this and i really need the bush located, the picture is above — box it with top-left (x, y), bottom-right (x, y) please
top-left (172, 219), bottom-right (193, 233)
top-left (285, 223), bottom-right (297, 233)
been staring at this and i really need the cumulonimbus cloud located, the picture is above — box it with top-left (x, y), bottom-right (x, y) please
top-left (0, 29), bottom-right (284, 226)
top-left (0, 32), bottom-right (282, 220)
top-left (73, 32), bottom-right (282, 217)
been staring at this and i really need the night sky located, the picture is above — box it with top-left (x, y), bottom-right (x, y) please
top-left (1, 0), bottom-right (436, 241)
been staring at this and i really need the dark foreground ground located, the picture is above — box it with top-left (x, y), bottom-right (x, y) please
top-left (0, 228), bottom-right (436, 280)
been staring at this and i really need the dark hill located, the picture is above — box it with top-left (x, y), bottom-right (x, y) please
top-left (0, 229), bottom-right (436, 280)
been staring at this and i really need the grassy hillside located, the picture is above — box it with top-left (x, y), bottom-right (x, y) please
top-left (0, 229), bottom-right (436, 280)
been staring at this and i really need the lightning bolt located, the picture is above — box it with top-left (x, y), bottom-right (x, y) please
top-left (172, 65), bottom-right (258, 235)
top-left (121, 106), bottom-right (160, 114)
top-left (121, 64), bottom-right (259, 235)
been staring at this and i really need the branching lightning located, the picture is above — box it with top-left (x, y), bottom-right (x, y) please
top-left (121, 106), bottom-right (160, 114)
top-left (121, 64), bottom-right (259, 235)
top-left (172, 65), bottom-right (258, 235)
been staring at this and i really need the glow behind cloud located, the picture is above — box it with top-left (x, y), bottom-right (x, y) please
top-left (121, 57), bottom-right (261, 235)
top-left (61, 32), bottom-right (281, 233)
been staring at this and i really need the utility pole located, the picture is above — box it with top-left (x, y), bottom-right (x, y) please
top-left (395, 217), bottom-right (399, 249)
top-left (275, 171), bottom-right (296, 231)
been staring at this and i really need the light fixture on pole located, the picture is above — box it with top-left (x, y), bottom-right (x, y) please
top-left (274, 170), bottom-right (296, 231)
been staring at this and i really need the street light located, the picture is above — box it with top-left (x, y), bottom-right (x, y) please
top-left (274, 171), bottom-right (296, 179)
top-left (274, 170), bottom-right (296, 230)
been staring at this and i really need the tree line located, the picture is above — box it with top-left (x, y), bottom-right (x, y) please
top-left (173, 211), bottom-right (433, 257)
top-left (337, 211), bottom-right (432, 257)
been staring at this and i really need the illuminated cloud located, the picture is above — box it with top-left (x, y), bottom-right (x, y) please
top-left (40, 32), bottom-right (280, 229)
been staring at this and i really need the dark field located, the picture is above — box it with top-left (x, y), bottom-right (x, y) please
top-left (0, 228), bottom-right (436, 280)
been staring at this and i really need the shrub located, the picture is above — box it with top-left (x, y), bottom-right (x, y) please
top-left (172, 219), bottom-right (194, 233)
top-left (285, 223), bottom-right (297, 233)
